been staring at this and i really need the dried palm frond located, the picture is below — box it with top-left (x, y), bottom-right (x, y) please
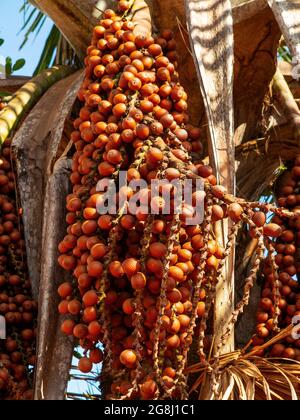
top-left (187, 325), bottom-right (300, 400)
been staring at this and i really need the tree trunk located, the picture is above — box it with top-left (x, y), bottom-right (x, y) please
top-left (267, 0), bottom-right (300, 60)
top-left (34, 157), bottom-right (74, 401)
top-left (186, 0), bottom-right (236, 356)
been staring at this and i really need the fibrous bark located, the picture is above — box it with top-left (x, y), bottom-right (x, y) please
top-left (186, 0), bottom-right (235, 192)
top-left (185, 0), bottom-right (235, 356)
top-left (233, 7), bottom-right (280, 145)
top-left (267, 0), bottom-right (300, 60)
top-left (272, 68), bottom-right (300, 141)
top-left (232, 0), bottom-right (267, 23)
top-left (34, 157), bottom-right (74, 401)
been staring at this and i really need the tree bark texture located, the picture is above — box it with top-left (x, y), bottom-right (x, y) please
top-left (34, 157), bottom-right (74, 401)
top-left (185, 0), bottom-right (235, 355)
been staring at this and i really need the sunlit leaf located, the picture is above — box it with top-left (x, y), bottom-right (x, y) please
top-left (5, 57), bottom-right (12, 76)
top-left (0, 91), bottom-right (12, 98)
top-left (13, 59), bottom-right (26, 72)
top-left (73, 351), bottom-right (82, 360)
top-left (33, 25), bottom-right (60, 76)
top-left (19, 10), bottom-right (45, 50)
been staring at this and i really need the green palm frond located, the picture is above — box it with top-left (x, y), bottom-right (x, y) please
top-left (33, 25), bottom-right (60, 76)
top-left (19, 0), bottom-right (80, 76)
top-left (19, 9), bottom-right (46, 49)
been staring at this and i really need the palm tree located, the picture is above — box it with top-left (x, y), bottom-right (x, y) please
top-left (1, 0), bottom-right (300, 400)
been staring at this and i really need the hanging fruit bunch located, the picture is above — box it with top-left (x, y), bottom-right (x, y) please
top-left (254, 157), bottom-right (300, 361)
top-left (57, 0), bottom-right (297, 400)
top-left (57, 0), bottom-right (210, 398)
top-left (0, 139), bottom-right (37, 400)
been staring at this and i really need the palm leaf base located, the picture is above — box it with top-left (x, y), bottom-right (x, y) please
top-left (187, 326), bottom-right (300, 400)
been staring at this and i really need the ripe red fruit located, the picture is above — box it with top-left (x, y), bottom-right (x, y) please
top-left (148, 43), bottom-right (162, 57)
top-left (58, 282), bottom-right (73, 299)
top-left (91, 243), bottom-right (107, 259)
top-left (78, 357), bottom-right (93, 373)
top-left (58, 300), bottom-right (69, 315)
top-left (283, 347), bottom-right (296, 359)
top-left (211, 205), bottom-right (224, 222)
top-left (256, 325), bottom-right (269, 339)
top-left (98, 162), bottom-right (115, 177)
top-left (146, 258), bottom-right (163, 274)
top-left (270, 344), bottom-right (285, 357)
top-left (73, 324), bottom-right (89, 339)
top-left (131, 272), bottom-right (147, 290)
top-left (128, 77), bottom-right (142, 91)
top-left (83, 307), bottom-right (97, 322)
top-left (68, 300), bottom-right (82, 315)
top-left (228, 203), bottom-right (243, 222)
top-left (252, 211), bottom-right (266, 227)
top-left (61, 319), bottom-right (75, 336)
top-left (59, 255), bottom-right (76, 271)
top-left (88, 261), bottom-right (103, 277)
top-left (89, 348), bottom-right (103, 364)
top-left (107, 149), bottom-right (123, 165)
top-left (67, 198), bottom-right (82, 212)
top-left (260, 298), bottom-right (273, 311)
top-left (83, 290), bottom-right (98, 307)
top-left (191, 234), bottom-right (204, 250)
top-left (147, 147), bottom-right (163, 163)
top-left (88, 321), bottom-right (102, 337)
top-left (149, 242), bottom-right (167, 259)
top-left (140, 379), bottom-right (158, 399)
top-left (166, 334), bottom-right (180, 349)
top-left (21, 329), bottom-right (34, 341)
top-left (123, 298), bottom-right (135, 315)
top-left (263, 223), bottom-right (282, 238)
top-left (136, 124), bottom-right (150, 140)
top-left (122, 258), bottom-right (140, 277)
top-left (120, 350), bottom-right (137, 368)
top-left (109, 261), bottom-right (124, 278)
top-left (120, 215), bottom-right (136, 230)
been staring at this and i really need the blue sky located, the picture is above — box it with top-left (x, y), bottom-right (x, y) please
top-left (0, 0), bottom-right (53, 76)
